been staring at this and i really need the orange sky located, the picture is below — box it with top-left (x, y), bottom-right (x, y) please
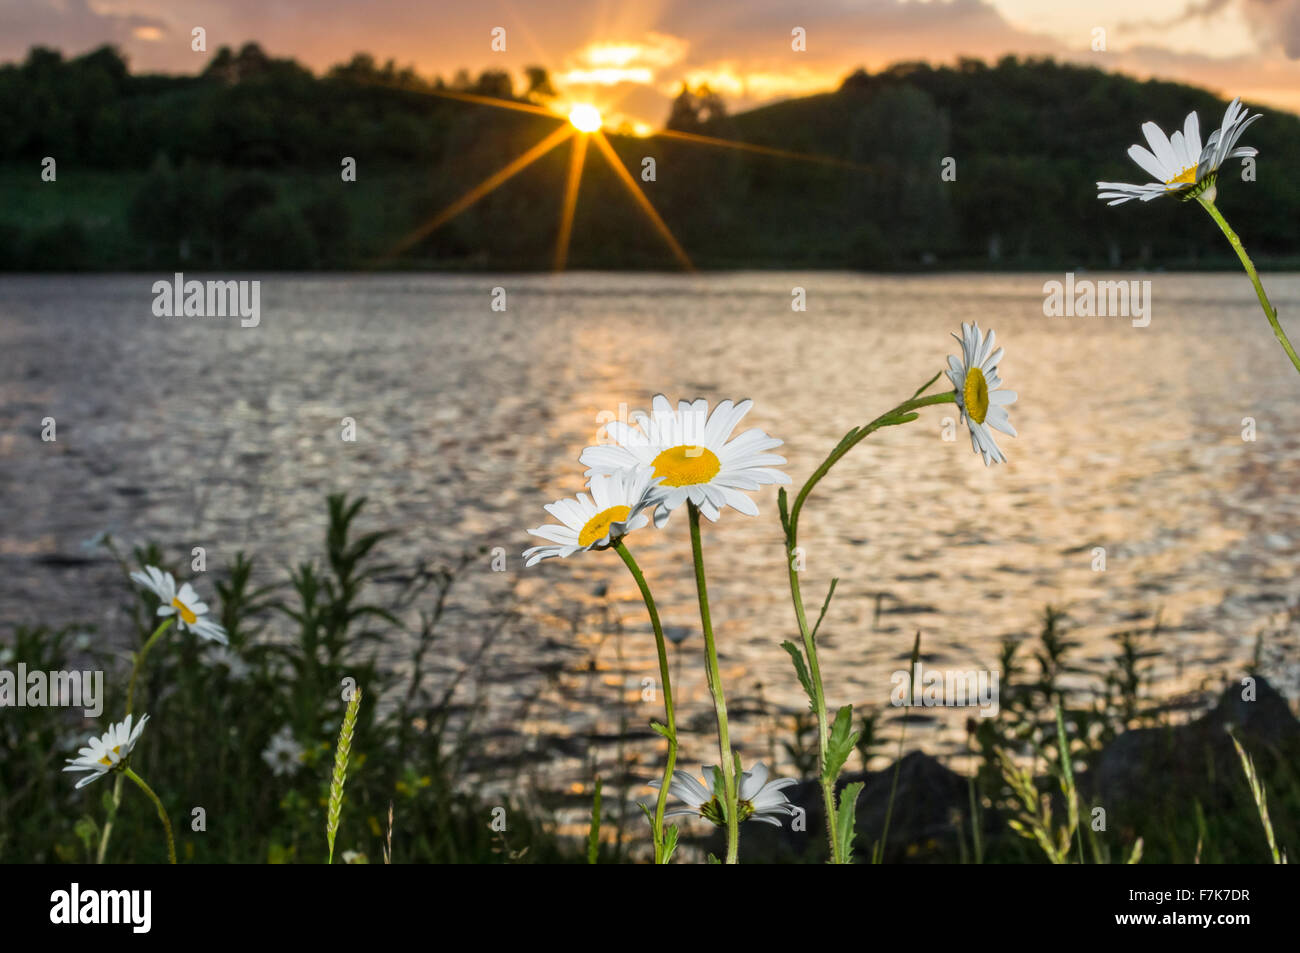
top-left (4, 0), bottom-right (1300, 125)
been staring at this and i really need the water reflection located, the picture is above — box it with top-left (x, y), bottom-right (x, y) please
top-left (3, 271), bottom-right (1299, 808)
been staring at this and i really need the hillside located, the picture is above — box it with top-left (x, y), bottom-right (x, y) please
top-left (1, 45), bottom-right (1297, 271)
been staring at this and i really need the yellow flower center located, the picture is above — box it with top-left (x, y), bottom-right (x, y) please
top-left (97, 744), bottom-right (122, 767)
top-left (1166, 165), bottom-right (1197, 186)
top-left (963, 367), bottom-right (990, 425)
top-left (171, 596), bottom-right (197, 625)
top-left (578, 505), bottom-right (632, 548)
top-left (651, 445), bottom-right (721, 487)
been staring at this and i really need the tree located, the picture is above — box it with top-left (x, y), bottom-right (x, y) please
top-left (665, 83), bottom-right (727, 132)
top-left (523, 66), bottom-right (555, 100)
top-left (473, 70), bottom-right (513, 99)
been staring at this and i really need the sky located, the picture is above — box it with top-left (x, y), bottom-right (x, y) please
top-left (3, 0), bottom-right (1299, 126)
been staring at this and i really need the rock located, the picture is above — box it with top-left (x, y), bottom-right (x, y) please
top-left (1087, 674), bottom-right (1299, 819)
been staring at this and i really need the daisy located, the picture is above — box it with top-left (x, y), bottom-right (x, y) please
top-left (946, 322), bottom-right (1017, 466)
top-left (523, 465), bottom-right (659, 567)
top-left (263, 725), bottom-right (305, 777)
top-left (63, 713), bottom-right (150, 789)
top-left (1097, 97), bottom-right (1259, 205)
top-left (130, 565), bottom-right (228, 644)
top-left (649, 761), bottom-right (797, 827)
top-left (205, 645), bottom-right (251, 682)
top-left (580, 395), bottom-right (790, 527)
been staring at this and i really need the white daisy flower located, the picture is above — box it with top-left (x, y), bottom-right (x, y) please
top-left (649, 761), bottom-right (797, 827)
top-left (63, 713), bottom-right (150, 789)
top-left (523, 465), bottom-right (659, 567)
top-left (130, 565), bottom-right (228, 644)
top-left (262, 725), bottom-right (305, 777)
top-left (1098, 97), bottom-right (1260, 205)
top-left (946, 322), bottom-right (1017, 466)
top-left (580, 395), bottom-right (790, 527)
top-left (205, 645), bottom-right (251, 682)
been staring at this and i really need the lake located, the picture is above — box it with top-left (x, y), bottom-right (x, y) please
top-left (3, 271), bottom-right (1300, 805)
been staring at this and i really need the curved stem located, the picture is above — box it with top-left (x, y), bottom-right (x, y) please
top-left (1198, 197), bottom-right (1300, 377)
top-left (787, 392), bottom-right (956, 544)
top-left (98, 616), bottom-right (175, 864)
top-left (125, 617), bottom-right (175, 717)
top-left (123, 767), bottom-right (176, 865)
top-left (688, 502), bottom-right (739, 864)
top-left (784, 387), bottom-right (955, 864)
top-left (613, 540), bottom-right (678, 864)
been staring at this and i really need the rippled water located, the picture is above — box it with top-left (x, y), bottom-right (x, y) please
top-left (3, 272), bottom-right (1300, 803)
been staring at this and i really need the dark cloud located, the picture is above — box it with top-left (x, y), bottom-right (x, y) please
top-left (655, 0), bottom-right (1062, 68)
top-left (1243, 0), bottom-right (1300, 58)
top-left (1119, 0), bottom-right (1300, 60)
top-left (1119, 0), bottom-right (1235, 30)
top-left (0, 0), bottom-right (167, 63)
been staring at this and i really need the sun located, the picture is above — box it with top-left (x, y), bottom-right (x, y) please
top-left (568, 104), bottom-right (603, 133)
top-left (384, 78), bottom-right (866, 272)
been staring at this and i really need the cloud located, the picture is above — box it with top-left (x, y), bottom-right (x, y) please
top-left (0, 0), bottom-right (168, 63)
top-left (1118, 0), bottom-right (1300, 59)
top-left (557, 32), bottom-right (688, 86)
top-left (1119, 0), bottom-right (1235, 30)
top-left (636, 0), bottom-right (1065, 113)
top-left (1242, 0), bottom-right (1300, 57)
top-left (2, 0), bottom-right (1299, 118)
top-left (660, 0), bottom-right (1063, 69)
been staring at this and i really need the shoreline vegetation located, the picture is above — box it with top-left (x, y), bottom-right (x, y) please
top-left (2, 46), bottom-right (1300, 273)
top-left (2, 494), bottom-right (1294, 863)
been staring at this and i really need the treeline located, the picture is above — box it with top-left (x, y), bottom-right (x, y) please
top-left (1, 44), bottom-right (1298, 271)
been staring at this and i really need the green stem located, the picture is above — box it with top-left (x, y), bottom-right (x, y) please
top-left (688, 502), bottom-right (739, 864)
top-left (98, 616), bottom-right (174, 864)
top-left (785, 558), bottom-right (842, 862)
top-left (784, 387), bottom-right (955, 864)
top-left (125, 617), bottom-right (175, 717)
top-left (613, 540), bottom-right (678, 864)
top-left (1198, 196), bottom-right (1300, 377)
top-left (123, 767), bottom-right (176, 865)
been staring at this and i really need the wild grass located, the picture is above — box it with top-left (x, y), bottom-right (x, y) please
top-left (1, 499), bottom-right (1295, 863)
top-left (0, 494), bottom-right (576, 863)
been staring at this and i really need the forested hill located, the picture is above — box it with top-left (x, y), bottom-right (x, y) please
top-left (2, 44), bottom-right (1297, 271)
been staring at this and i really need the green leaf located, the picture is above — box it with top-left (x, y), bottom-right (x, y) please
top-left (74, 816), bottom-right (99, 853)
top-left (911, 369), bottom-right (943, 398)
top-left (587, 776), bottom-right (602, 864)
top-left (823, 704), bottom-right (860, 783)
top-left (830, 427), bottom-right (860, 457)
top-left (777, 487), bottom-right (790, 537)
top-left (781, 641), bottom-right (815, 709)
top-left (1126, 837), bottom-right (1144, 864)
top-left (884, 412), bottom-right (920, 426)
top-left (649, 721), bottom-right (675, 742)
top-left (810, 578), bottom-right (839, 641)
top-left (835, 781), bottom-right (865, 863)
top-left (710, 765), bottom-right (729, 821)
top-left (662, 824), bottom-right (679, 863)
